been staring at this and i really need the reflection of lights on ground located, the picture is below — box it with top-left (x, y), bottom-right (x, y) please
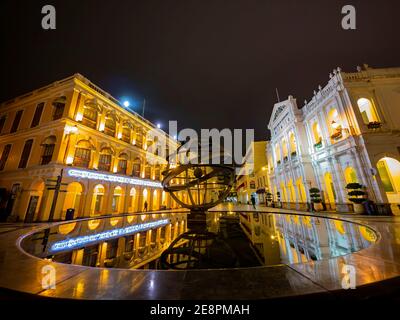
top-left (50, 219), bottom-right (169, 252)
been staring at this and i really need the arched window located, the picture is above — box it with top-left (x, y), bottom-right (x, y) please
top-left (289, 132), bottom-right (297, 156)
top-left (104, 116), bottom-right (116, 137)
top-left (312, 121), bottom-right (322, 148)
top-left (52, 96), bottom-right (66, 121)
top-left (117, 153), bottom-right (128, 174)
top-left (82, 106), bottom-right (98, 129)
top-left (99, 147), bottom-right (113, 171)
top-left (275, 144), bottom-right (281, 165)
top-left (121, 126), bottom-right (131, 143)
top-left (155, 164), bottom-right (161, 181)
top-left (132, 157), bottom-right (141, 177)
top-left (344, 167), bottom-right (358, 184)
top-left (40, 136), bottom-right (56, 165)
top-left (112, 186), bottom-right (123, 213)
top-left (282, 139), bottom-right (288, 161)
top-left (327, 108), bottom-right (343, 141)
top-left (135, 126), bottom-right (143, 148)
top-left (74, 140), bottom-right (93, 168)
top-left (144, 163), bottom-right (152, 179)
top-left (357, 98), bottom-right (380, 126)
top-left (92, 184), bottom-right (105, 215)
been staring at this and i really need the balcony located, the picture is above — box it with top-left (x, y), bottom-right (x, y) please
top-left (121, 133), bottom-right (131, 143)
top-left (98, 163), bottom-right (111, 172)
top-left (73, 158), bottom-right (90, 168)
top-left (82, 117), bottom-right (97, 129)
top-left (104, 127), bottom-right (116, 137)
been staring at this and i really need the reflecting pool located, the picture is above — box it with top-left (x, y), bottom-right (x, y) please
top-left (20, 211), bottom-right (377, 269)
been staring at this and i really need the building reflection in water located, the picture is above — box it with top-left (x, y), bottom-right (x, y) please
top-left (21, 211), bottom-right (376, 270)
top-left (239, 212), bottom-right (377, 266)
top-left (21, 211), bottom-right (187, 270)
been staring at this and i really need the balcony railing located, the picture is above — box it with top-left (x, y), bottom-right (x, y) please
top-left (98, 163), bottom-right (111, 172)
top-left (73, 158), bottom-right (90, 168)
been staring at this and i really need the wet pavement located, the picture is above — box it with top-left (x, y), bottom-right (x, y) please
top-left (0, 205), bottom-right (400, 300)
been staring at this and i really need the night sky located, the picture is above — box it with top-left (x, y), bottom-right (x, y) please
top-left (1, 0), bottom-right (400, 140)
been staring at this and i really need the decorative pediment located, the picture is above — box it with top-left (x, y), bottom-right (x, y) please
top-left (268, 103), bottom-right (287, 129)
top-left (273, 105), bottom-right (286, 122)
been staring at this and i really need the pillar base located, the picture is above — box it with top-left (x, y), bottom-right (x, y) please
top-left (335, 203), bottom-right (353, 213)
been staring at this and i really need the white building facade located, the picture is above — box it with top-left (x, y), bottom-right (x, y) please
top-left (267, 65), bottom-right (400, 215)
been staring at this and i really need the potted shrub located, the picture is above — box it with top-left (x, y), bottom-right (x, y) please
top-left (266, 192), bottom-right (273, 207)
top-left (309, 187), bottom-right (323, 211)
top-left (367, 121), bottom-right (382, 129)
top-left (276, 191), bottom-right (281, 208)
top-left (346, 183), bottom-right (367, 214)
top-left (314, 139), bottom-right (323, 150)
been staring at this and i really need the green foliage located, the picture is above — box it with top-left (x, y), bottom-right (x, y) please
top-left (346, 183), bottom-right (363, 190)
top-left (346, 183), bottom-right (367, 204)
top-left (309, 188), bottom-right (322, 203)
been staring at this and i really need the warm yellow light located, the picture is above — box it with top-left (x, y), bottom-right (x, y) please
top-left (76, 113), bottom-right (83, 121)
top-left (110, 217), bottom-right (121, 226)
top-left (331, 120), bottom-right (340, 129)
top-left (87, 219), bottom-right (101, 230)
top-left (117, 132), bottom-right (122, 139)
top-left (65, 125), bottom-right (78, 134)
top-left (58, 222), bottom-right (76, 235)
top-left (66, 156), bottom-right (74, 165)
top-left (132, 139), bottom-right (136, 145)
top-left (99, 122), bottom-right (105, 132)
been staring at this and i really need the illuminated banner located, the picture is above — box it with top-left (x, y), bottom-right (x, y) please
top-left (50, 219), bottom-right (169, 252)
top-left (67, 169), bottom-right (162, 188)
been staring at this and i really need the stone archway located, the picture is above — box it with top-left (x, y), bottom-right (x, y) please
top-left (91, 184), bottom-right (105, 216)
top-left (62, 182), bottom-right (84, 218)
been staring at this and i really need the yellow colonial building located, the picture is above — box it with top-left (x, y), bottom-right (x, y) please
top-left (236, 141), bottom-right (269, 205)
top-left (0, 74), bottom-right (180, 222)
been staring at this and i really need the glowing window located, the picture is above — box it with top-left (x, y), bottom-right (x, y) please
top-left (357, 98), bottom-right (379, 124)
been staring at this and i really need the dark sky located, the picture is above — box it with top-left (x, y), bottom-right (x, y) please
top-left (1, 0), bottom-right (400, 140)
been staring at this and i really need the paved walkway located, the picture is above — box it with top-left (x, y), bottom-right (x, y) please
top-left (0, 206), bottom-right (400, 299)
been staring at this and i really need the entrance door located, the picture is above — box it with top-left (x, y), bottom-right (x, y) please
top-left (25, 196), bottom-right (39, 223)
